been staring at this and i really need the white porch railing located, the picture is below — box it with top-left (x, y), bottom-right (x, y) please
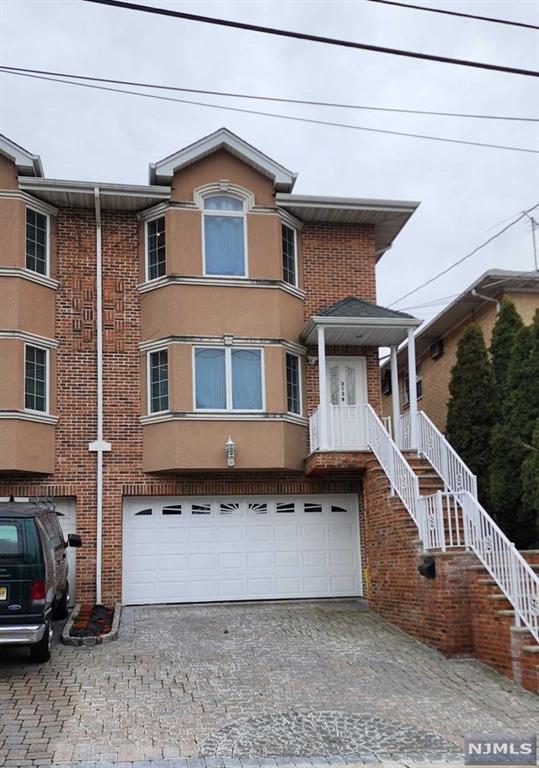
top-left (309, 404), bottom-right (368, 451)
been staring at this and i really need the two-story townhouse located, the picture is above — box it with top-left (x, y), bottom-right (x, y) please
top-left (0, 128), bottom-right (422, 608)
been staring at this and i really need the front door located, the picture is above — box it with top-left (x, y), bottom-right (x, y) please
top-left (325, 357), bottom-right (368, 448)
top-left (326, 357), bottom-right (367, 407)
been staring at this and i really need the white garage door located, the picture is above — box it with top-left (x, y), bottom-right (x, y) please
top-left (123, 495), bottom-right (361, 605)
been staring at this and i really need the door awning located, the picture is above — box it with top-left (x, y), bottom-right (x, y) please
top-left (301, 297), bottom-right (422, 346)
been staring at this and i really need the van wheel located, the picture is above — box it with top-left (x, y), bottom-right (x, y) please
top-left (53, 583), bottom-right (69, 620)
top-left (30, 620), bottom-right (52, 663)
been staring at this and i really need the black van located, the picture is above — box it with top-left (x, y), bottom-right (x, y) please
top-left (0, 500), bottom-right (81, 662)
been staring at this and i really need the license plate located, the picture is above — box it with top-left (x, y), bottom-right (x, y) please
top-left (0, 587), bottom-right (6, 601)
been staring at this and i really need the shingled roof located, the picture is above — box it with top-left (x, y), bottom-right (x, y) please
top-left (319, 296), bottom-right (416, 321)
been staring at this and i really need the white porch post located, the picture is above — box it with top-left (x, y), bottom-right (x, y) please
top-left (390, 345), bottom-right (400, 447)
top-left (317, 325), bottom-right (328, 450)
top-left (407, 327), bottom-right (419, 450)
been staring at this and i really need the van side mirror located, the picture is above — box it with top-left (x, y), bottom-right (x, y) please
top-left (67, 533), bottom-right (82, 548)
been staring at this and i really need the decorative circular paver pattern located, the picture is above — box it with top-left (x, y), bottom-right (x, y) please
top-left (202, 710), bottom-right (461, 758)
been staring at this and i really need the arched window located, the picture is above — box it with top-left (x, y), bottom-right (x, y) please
top-left (203, 195), bottom-right (247, 277)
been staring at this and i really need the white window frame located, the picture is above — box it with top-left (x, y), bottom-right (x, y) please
top-left (25, 207), bottom-right (50, 278)
top-left (201, 194), bottom-right (249, 279)
top-left (144, 214), bottom-right (166, 283)
top-left (24, 343), bottom-right (49, 415)
top-left (192, 345), bottom-right (265, 413)
top-left (282, 223), bottom-right (299, 289)
top-left (147, 346), bottom-right (169, 415)
top-left (403, 366), bottom-right (423, 407)
top-left (285, 351), bottom-right (302, 416)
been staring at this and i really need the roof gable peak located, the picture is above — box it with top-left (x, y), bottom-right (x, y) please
top-left (149, 127), bottom-right (296, 191)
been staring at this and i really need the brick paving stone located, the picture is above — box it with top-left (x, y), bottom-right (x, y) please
top-left (1, 601), bottom-right (538, 767)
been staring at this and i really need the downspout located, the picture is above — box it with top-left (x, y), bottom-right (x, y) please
top-left (471, 288), bottom-right (500, 315)
top-left (89, 187), bottom-right (111, 605)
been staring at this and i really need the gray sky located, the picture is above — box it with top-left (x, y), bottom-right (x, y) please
top-left (1, 0), bottom-right (538, 322)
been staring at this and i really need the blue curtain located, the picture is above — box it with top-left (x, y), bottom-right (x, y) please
top-left (232, 350), bottom-right (262, 410)
top-left (195, 349), bottom-right (226, 409)
top-left (204, 216), bottom-right (245, 276)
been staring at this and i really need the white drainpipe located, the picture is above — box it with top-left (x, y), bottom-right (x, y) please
top-left (88, 187), bottom-right (111, 605)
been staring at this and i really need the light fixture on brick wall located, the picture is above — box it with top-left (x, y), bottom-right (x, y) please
top-left (225, 435), bottom-right (236, 467)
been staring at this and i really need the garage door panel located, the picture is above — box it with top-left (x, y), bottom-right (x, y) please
top-left (123, 494), bottom-right (361, 605)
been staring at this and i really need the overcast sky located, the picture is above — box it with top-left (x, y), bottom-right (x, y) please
top-left (1, 0), bottom-right (538, 322)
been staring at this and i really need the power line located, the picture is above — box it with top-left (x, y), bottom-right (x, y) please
top-left (366, 0), bottom-right (539, 31)
top-left (81, 0), bottom-right (539, 79)
top-left (388, 204), bottom-right (539, 307)
top-left (2, 65), bottom-right (537, 123)
top-left (3, 69), bottom-right (539, 156)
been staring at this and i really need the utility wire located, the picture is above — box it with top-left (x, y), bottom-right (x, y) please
top-left (3, 70), bottom-right (539, 156)
top-left (367, 0), bottom-right (539, 31)
top-left (1, 65), bottom-right (537, 123)
top-left (82, 0), bottom-right (539, 79)
top-left (388, 205), bottom-right (539, 307)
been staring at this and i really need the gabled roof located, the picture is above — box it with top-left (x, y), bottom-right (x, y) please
top-left (381, 268), bottom-right (539, 371)
top-left (149, 127), bottom-right (297, 190)
top-left (320, 296), bottom-right (416, 320)
top-left (0, 134), bottom-right (43, 177)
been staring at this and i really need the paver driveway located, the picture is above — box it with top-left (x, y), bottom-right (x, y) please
top-left (0, 600), bottom-right (537, 766)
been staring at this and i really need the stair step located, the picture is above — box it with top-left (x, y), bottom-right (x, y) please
top-left (496, 609), bottom-right (515, 617)
top-left (477, 578), bottom-right (497, 586)
top-left (523, 645), bottom-right (539, 653)
top-left (488, 593), bottom-right (510, 602)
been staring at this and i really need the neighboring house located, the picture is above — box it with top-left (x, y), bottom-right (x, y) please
top-left (381, 270), bottom-right (539, 436)
top-left (0, 128), bottom-right (421, 606)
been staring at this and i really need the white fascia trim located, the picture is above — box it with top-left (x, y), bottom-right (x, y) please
top-left (0, 267), bottom-right (59, 290)
top-left (21, 176), bottom-right (170, 199)
top-left (140, 335), bottom-right (306, 355)
top-left (0, 189), bottom-right (58, 217)
top-left (138, 201), bottom-right (170, 222)
top-left (137, 274), bottom-right (305, 300)
top-left (312, 315), bottom-right (423, 328)
top-left (140, 411), bottom-right (308, 426)
top-left (0, 330), bottom-right (58, 348)
top-left (151, 128), bottom-right (297, 189)
top-left (0, 410), bottom-right (58, 425)
top-left (0, 136), bottom-right (43, 176)
top-left (278, 208), bottom-right (304, 231)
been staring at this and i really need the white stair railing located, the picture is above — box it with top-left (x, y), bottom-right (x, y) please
top-left (461, 491), bottom-right (539, 643)
top-left (416, 411), bottom-right (478, 499)
top-left (364, 404), bottom-right (426, 542)
top-left (370, 406), bottom-right (539, 643)
top-left (309, 406), bottom-right (320, 451)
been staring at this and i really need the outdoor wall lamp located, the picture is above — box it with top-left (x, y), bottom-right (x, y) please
top-left (225, 435), bottom-right (236, 467)
top-left (417, 556), bottom-right (436, 579)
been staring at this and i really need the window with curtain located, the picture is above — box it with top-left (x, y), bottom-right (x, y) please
top-left (25, 345), bottom-right (47, 412)
top-left (195, 347), bottom-right (263, 411)
top-left (282, 224), bottom-right (297, 286)
top-left (203, 195), bottom-right (246, 276)
top-left (26, 208), bottom-right (48, 275)
top-left (149, 349), bottom-right (169, 413)
top-left (146, 216), bottom-right (166, 280)
top-left (286, 353), bottom-right (301, 414)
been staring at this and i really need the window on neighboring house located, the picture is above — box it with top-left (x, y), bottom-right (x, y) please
top-left (282, 224), bottom-right (297, 287)
top-left (194, 347), bottom-right (263, 411)
top-left (25, 345), bottom-right (47, 413)
top-left (146, 216), bottom-right (166, 281)
top-left (403, 367), bottom-right (423, 405)
top-left (148, 349), bottom-right (169, 413)
top-left (286, 353), bottom-right (301, 414)
top-left (203, 195), bottom-right (246, 276)
top-left (26, 208), bottom-right (48, 276)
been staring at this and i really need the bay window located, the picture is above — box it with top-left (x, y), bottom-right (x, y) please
top-left (148, 348), bottom-right (169, 413)
top-left (25, 345), bottom-right (48, 413)
top-left (203, 195), bottom-right (246, 276)
top-left (26, 208), bottom-right (49, 276)
top-left (194, 347), bottom-right (263, 411)
top-left (146, 216), bottom-right (166, 281)
top-left (282, 223), bottom-right (297, 287)
top-left (286, 353), bottom-right (301, 414)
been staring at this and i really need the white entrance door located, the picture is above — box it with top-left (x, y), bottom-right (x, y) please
top-left (326, 357), bottom-right (368, 449)
top-left (122, 494), bottom-right (361, 605)
top-left (55, 498), bottom-right (77, 606)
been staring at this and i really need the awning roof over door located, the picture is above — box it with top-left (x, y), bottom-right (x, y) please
top-left (301, 297), bottom-right (421, 346)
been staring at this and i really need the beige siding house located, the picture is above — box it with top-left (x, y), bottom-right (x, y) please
top-left (381, 270), bottom-right (539, 434)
